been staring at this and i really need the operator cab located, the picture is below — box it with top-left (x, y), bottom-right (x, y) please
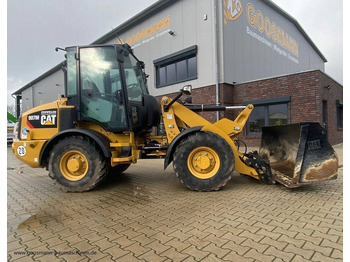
top-left (64, 44), bottom-right (160, 133)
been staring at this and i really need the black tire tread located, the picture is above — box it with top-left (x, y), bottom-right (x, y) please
top-left (173, 132), bottom-right (235, 191)
top-left (48, 136), bottom-right (109, 192)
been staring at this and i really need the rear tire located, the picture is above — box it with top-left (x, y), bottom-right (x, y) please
top-left (48, 136), bottom-right (109, 192)
top-left (173, 132), bottom-right (235, 191)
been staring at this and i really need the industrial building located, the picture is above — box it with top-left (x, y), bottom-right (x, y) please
top-left (12, 0), bottom-right (342, 145)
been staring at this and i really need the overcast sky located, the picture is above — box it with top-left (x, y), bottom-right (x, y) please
top-left (6, 0), bottom-right (343, 107)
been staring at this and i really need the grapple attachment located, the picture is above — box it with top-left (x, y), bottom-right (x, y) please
top-left (259, 122), bottom-right (338, 188)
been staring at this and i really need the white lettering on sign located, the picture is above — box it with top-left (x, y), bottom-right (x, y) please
top-left (246, 27), bottom-right (299, 64)
top-left (28, 115), bottom-right (39, 120)
top-left (246, 3), bottom-right (299, 57)
top-left (40, 115), bottom-right (57, 126)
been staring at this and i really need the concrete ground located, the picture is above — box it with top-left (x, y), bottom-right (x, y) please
top-left (7, 144), bottom-right (343, 261)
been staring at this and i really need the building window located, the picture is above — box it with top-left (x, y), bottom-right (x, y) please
top-left (336, 100), bottom-right (343, 128)
top-left (244, 97), bottom-right (290, 135)
top-left (154, 45), bottom-right (197, 88)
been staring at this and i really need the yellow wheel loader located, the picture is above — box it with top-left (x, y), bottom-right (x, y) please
top-left (12, 44), bottom-right (338, 192)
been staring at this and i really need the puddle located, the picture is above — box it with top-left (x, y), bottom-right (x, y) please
top-left (12, 212), bottom-right (72, 229)
top-left (133, 185), bottom-right (153, 200)
top-left (17, 214), bottom-right (41, 229)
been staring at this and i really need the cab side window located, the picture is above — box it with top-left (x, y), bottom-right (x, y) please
top-left (67, 49), bottom-right (77, 96)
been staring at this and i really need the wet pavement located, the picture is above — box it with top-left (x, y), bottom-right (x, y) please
top-left (7, 144), bottom-right (343, 261)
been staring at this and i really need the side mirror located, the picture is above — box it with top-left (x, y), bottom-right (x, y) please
top-left (182, 85), bottom-right (192, 95)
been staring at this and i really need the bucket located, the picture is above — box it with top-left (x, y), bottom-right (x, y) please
top-left (259, 123), bottom-right (338, 188)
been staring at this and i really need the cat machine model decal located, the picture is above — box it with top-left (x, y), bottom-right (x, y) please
top-left (27, 109), bottom-right (57, 128)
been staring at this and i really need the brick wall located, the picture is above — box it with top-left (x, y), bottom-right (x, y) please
top-left (317, 71), bottom-right (343, 145)
top-left (155, 70), bottom-right (343, 146)
top-left (155, 85), bottom-right (218, 123)
top-left (231, 70), bottom-right (342, 146)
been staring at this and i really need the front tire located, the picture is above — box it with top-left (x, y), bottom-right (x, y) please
top-left (48, 136), bottom-right (109, 192)
top-left (173, 132), bottom-right (235, 191)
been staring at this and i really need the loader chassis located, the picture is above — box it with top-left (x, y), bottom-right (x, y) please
top-left (12, 44), bottom-right (338, 192)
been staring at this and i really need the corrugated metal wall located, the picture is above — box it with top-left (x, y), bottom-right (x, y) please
top-left (21, 71), bottom-right (64, 111)
top-left (221, 0), bottom-right (325, 84)
top-left (109, 0), bottom-right (217, 96)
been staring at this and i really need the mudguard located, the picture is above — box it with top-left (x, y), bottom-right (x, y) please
top-left (164, 126), bottom-right (202, 170)
top-left (39, 129), bottom-right (111, 166)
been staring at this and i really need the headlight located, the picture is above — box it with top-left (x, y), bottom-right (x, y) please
top-left (13, 121), bottom-right (19, 141)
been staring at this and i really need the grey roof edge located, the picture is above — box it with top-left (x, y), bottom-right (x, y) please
top-left (12, 0), bottom-right (174, 96)
top-left (91, 0), bottom-right (174, 45)
top-left (262, 0), bottom-right (327, 62)
top-left (12, 62), bottom-right (64, 95)
top-left (235, 69), bottom-right (343, 87)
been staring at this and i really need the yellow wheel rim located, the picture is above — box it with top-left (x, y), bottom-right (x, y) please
top-left (187, 146), bottom-right (220, 179)
top-left (59, 150), bottom-right (89, 181)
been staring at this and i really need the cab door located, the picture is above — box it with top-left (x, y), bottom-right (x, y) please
top-left (121, 54), bottom-right (149, 131)
top-left (79, 47), bottom-right (129, 131)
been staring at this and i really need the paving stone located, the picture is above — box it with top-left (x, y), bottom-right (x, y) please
top-left (245, 248), bottom-right (275, 262)
top-left (111, 235), bottom-right (136, 248)
top-left (311, 230), bottom-right (339, 243)
top-left (185, 236), bottom-right (211, 250)
top-left (311, 251), bottom-right (343, 262)
top-left (149, 232), bottom-right (174, 244)
top-left (160, 247), bottom-right (189, 262)
top-left (202, 243), bottom-right (230, 258)
top-left (259, 236), bottom-right (288, 251)
top-left (139, 250), bottom-right (167, 261)
top-left (103, 245), bottom-right (130, 260)
top-left (182, 245), bottom-right (211, 261)
top-left (330, 249), bottom-right (343, 259)
top-left (291, 254), bottom-right (311, 262)
top-left (294, 232), bottom-right (323, 245)
top-left (165, 238), bottom-right (191, 252)
top-left (222, 241), bottom-right (250, 256)
top-left (220, 232), bottom-right (246, 244)
top-left (284, 244), bottom-right (314, 260)
top-left (124, 242), bottom-right (150, 257)
top-left (92, 237), bottom-right (117, 251)
top-left (241, 238), bottom-right (269, 253)
top-left (223, 251), bottom-right (254, 262)
top-left (7, 147), bottom-right (343, 262)
top-left (303, 242), bottom-right (333, 256)
top-left (117, 252), bottom-right (146, 262)
top-left (8, 240), bottom-right (26, 252)
top-left (278, 235), bottom-right (305, 248)
top-left (201, 253), bottom-right (222, 262)
top-left (146, 240), bottom-right (171, 255)
top-left (264, 246), bottom-right (295, 261)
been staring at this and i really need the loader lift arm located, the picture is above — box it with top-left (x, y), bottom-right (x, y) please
top-left (159, 88), bottom-right (262, 183)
